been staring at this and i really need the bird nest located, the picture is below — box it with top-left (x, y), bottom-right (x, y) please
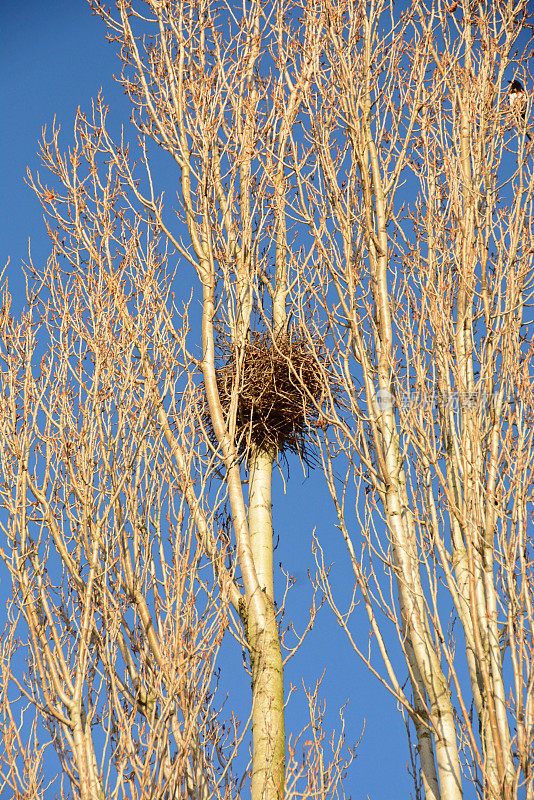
top-left (207, 329), bottom-right (327, 462)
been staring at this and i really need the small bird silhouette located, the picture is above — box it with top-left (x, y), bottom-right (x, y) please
top-left (509, 79), bottom-right (532, 140)
top-left (509, 80), bottom-right (526, 116)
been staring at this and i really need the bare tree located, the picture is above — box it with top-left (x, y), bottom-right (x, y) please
top-left (288, 1), bottom-right (534, 799)
top-left (0, 1), bottom-right (343, 799)
top-left (1, 1), bottom-right (533, 800)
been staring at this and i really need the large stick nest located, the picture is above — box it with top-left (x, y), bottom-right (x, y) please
top-left (208, 329), bottom-right (328, 462)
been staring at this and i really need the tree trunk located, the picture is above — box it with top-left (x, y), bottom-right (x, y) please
top-left (246, 444), bottom-right (285, 800)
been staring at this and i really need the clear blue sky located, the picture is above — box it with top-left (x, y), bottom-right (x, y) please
top-left (1, 2), bottom-right (415, 798)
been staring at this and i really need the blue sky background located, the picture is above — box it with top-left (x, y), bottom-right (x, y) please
top-left (2, 3), bottom-right (114, 285)
top-left (0, 2), bottom-right (441, 798)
